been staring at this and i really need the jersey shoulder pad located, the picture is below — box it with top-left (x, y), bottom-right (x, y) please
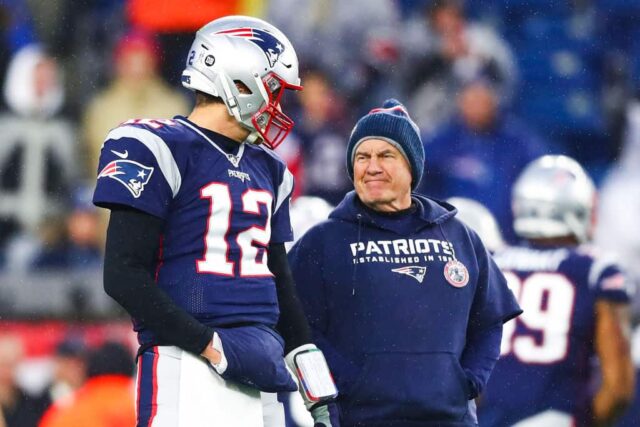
top-left (253, 143), bottom-right (288, 169)
top-left (100, 119), bottom-right (188, 200)
top-left (107, 118), bottom-right (189, 148)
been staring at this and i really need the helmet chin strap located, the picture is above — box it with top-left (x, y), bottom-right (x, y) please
top-left (218, 72), bottom-right (265, 146)
top-left (564, 212), bottom-right (589, 243)
top-left (242, 130), bottom-right (262, 145)
top-left (218, 74), bottom-right (243, 123)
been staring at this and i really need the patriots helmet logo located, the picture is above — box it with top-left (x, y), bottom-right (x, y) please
top-left (392, 266), bottom-right (427, 283)
top-left (217, 27), bottom-right (285, 68)
top-left (98, 160), bottom-right (154, 198)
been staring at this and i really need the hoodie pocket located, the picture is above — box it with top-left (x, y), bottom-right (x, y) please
top-left (345, 352), bottom-right (469, 423)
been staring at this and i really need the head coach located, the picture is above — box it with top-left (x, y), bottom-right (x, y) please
top-left (287, 99), bottom-right (522, 427)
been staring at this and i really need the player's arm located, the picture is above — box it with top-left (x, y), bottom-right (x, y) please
top-left (269, 242), bottom-right (312, 352)
top-left (593, 300), bottom-right (634, 426)
top-left (268, 243), bottom-right (339, 426)
top-left (104, 206), bottom-right (215, 357)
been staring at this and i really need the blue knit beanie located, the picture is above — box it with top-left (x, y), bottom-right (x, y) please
top-left (347, 99), bottom-right (424, 189)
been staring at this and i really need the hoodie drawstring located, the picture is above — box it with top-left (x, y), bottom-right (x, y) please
top-left (438, 223), bottom-right (457, 261)
top-left (352, 213), bottom-right (363, 296)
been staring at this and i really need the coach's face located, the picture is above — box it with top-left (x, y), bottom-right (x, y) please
top-left (353, 138), bottom-right (412, 212)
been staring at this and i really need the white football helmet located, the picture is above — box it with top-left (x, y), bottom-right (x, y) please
top-left (286, 196), bottom-right (334, 250)
top-left (447, 197), bottom-right (505, 252)
top-left (512, 155), bottom-right (596, 243)
top-left (182, 15), bottom-right (301, 149)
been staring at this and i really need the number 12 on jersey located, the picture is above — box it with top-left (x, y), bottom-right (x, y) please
top-left (501, 272), bottom-right (575, 364)
top-left (196, 182), bottom-right (273, 277)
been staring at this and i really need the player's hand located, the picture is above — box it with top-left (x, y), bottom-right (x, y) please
top-left (311, 403), bottom-right (339, 427)
top-left (201, 340), bottom-right (222, 364)
top-left (201, 332), bottom-right (227, 374)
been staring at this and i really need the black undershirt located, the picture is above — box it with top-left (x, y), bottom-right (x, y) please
top-left (103, 205), bottom-right (311, 355)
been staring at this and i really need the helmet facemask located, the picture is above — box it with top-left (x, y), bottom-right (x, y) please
top-left (250, 72), bottom-right (301, 149)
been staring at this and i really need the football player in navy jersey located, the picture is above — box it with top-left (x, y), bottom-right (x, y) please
top-left (93, 16), bottom-right (337, 427)
top-left (478, 155), bottom-right (635, 427)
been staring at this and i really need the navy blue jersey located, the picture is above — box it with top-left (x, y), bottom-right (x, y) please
top-left (479, 245), bottom-right (633, 427)
top-left (93, 117), bottom-right (294, 345)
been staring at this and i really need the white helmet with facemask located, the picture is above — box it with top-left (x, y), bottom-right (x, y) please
top-left (182, 15), bottom-right (301, 149)
top-left (512, 155), bottom-right (596, 243)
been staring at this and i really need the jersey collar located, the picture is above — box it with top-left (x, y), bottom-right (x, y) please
top-left (176, 117), bottom-right (245, 168)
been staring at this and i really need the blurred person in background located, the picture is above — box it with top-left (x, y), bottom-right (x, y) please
top-left (4, 185), bottom-right (103, 271)
top-left (479, 155), bottom-right (635, 427)
top-left (401, 0), bottom-right (517, 136)
top-left (288, 196), bottom-right (334, 247)
top-left (42, 338), bottom-right (87, 405)
top-left (0, 44), bottom-right (77, 259)
top-left (81, 28), bottom-right (189, 179)
top-left (0, 336), bottom-right (49, 427)
top-left (596, 100), bottom-right (640, 315)
top-left (597, 100), bottom-right (640, 427)
top-left (38, 341), bottom-right (135, 427)
top-left (267, 0), bottom-right (402, 109)
top-left (415, 79), bottom-right (547, 243)
top-left (446, 197), bottom-right (505, 253)
top-left (289, 66), bottom-right (352, 204)
top-left (0, 1), bottom-right (38, 111)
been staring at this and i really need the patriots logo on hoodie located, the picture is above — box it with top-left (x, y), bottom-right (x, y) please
top-left (392, 266), bottom-right (427, 283)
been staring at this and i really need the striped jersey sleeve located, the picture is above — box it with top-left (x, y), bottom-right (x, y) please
top-left (93, 125), bottom-right (181, 219)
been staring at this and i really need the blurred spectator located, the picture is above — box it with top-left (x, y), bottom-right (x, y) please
top-left (401, 0), bottom-right (517, 135)
top-left (415, 80), bottom-right (546, 243)
top-left (38, 342), bottom-right (135, 427)
top-left (3, 215), bottom-right (66, 272)
top-left (0, 1), bottom-right (38, 111)
top-left (596, 100), bottom-right (640, 315)
top-left (274, 134), bottom-right (304, 199)
top-left (127, 0), bottom-right (263, 86)
top-left (287, 196), bottom-right (334, 249)
top-left (81, 29), bottom-right (189, 178)
top-left (290, 67), bottom-right (352, 204)
top-left (446, 196), bottom-right (505, 253)
top-left (0, 44), bottom-right (77, 251)
top-left (4, 184), bottom-right (103, 272)
top-left (0, 336), bottom-right (49, 427)
top-left (267, 0), bottom-right (401, 108)
top-left (44, 338), bottom-right (87, 404)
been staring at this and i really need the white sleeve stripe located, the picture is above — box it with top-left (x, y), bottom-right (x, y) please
top-left (105, 126), bottom-right (182, 197)
top-left (275, 168), bottom-right (294, 214)
top-left (588, 256), bottom-right (617, 288)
